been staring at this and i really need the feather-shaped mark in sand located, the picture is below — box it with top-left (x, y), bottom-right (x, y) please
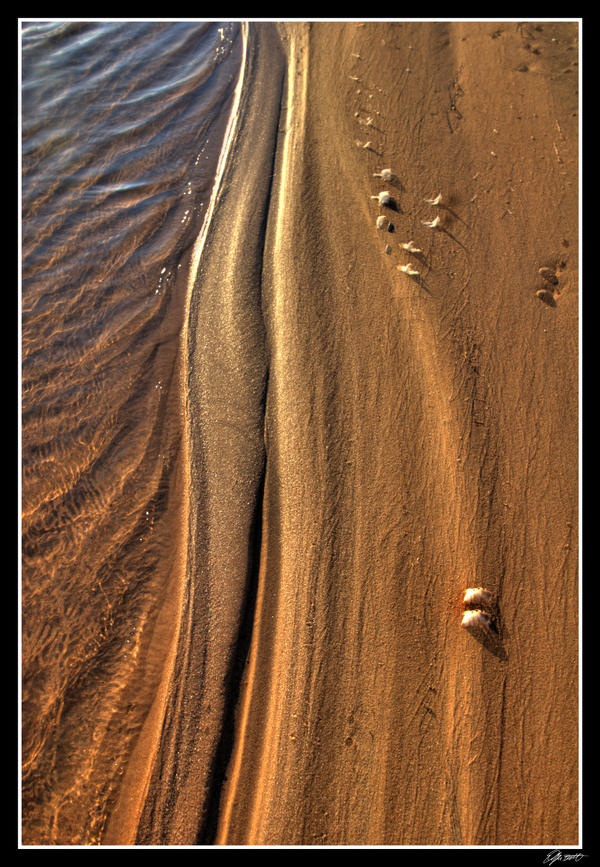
top-left (371, 191), bottom-right (393, 207)
top-left (400, 240), bottom-right (422, 254)
top-left (422, 215), bottom-right (442, 229)
top-left (397, 263), bottom-right (420, 277)
top-left (373, 168), bottom-right (394, 182)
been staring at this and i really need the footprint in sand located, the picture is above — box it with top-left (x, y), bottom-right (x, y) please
top-left (534, 258), bottom-right (569, 306)
top-left (538, 266), bottom-right (559, 285)
top-left (536, 288), bottom-right (557, 307)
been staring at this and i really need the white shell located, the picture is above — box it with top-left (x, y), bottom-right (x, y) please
top-left (424, 193), bottom-right (442, 205)
top-left (400, 240), bottom-right (422, 254)
top-left (373, 168), bottom-right (394, 182)
top-left (371, 191), bottom-right (393, 206)
top-left (463, 587), bottom-right (493, 609)
top-left (422, 215), bottom-right (442, 228)
top-left (461, 609), bottom-right (493, 633)
top-left (376, 215), bottom-right (388, 230)
top-left (398, 264), bottom-right (420, 276)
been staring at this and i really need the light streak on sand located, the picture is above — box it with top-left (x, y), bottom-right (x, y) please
top-left (185, 24), bottom-right (249, 303)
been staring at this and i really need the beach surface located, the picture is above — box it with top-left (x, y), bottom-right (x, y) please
top-left (107, 20), bottom-right (579, 846)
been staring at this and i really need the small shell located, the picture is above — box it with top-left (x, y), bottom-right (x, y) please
top-left (422, 215), bottom-right (442, 229)
top-left (461, 609), bottom-right (493, 633)
top-left (400, 240), bottom-right (422, 254)
top-left (462, 608), bottom-right (505, 658)
top-left (371, 191), bottom-right (393, 206)
top-left (463, 587), bottom-right (493, 609)
top-left (424, 193), bottom-right (442, 205)
top-left (397, 263), bottom-right (420, 276)
top-left (373, 168), bottom-right (394, 182)
top-left (376, 215), bottom-right (388, 230)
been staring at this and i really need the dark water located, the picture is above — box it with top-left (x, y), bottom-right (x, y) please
top-left (21, 20), bottom-right (242, 845)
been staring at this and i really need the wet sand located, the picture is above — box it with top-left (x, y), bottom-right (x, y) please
top-left (108, 21), bottom-right (579, 846)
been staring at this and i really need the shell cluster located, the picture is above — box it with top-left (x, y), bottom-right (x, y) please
top-left (368, 166), bottom-right (445, 279)
top-left (351, 46), bottom-right (451, 283)
top-left (461, 586), bottom-right (497, 639)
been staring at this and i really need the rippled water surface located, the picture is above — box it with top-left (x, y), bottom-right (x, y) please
top-left (21, 20), bottom-right (242, 844)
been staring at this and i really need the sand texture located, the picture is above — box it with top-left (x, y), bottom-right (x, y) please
top-left (110, 21), bottom-right (579, 846)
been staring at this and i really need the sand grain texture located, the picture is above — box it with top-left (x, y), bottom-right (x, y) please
top-left (111, 21), bottom-right (579, 847)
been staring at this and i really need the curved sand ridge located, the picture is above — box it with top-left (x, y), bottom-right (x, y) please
top-left (109, 21), bottom-right (579, 846)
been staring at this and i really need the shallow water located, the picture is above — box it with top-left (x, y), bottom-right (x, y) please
top-left (21, 20), bottom-right (242, 844)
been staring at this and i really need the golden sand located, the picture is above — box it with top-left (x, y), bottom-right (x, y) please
top-left (108, 21), bottom-right (579, 846)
